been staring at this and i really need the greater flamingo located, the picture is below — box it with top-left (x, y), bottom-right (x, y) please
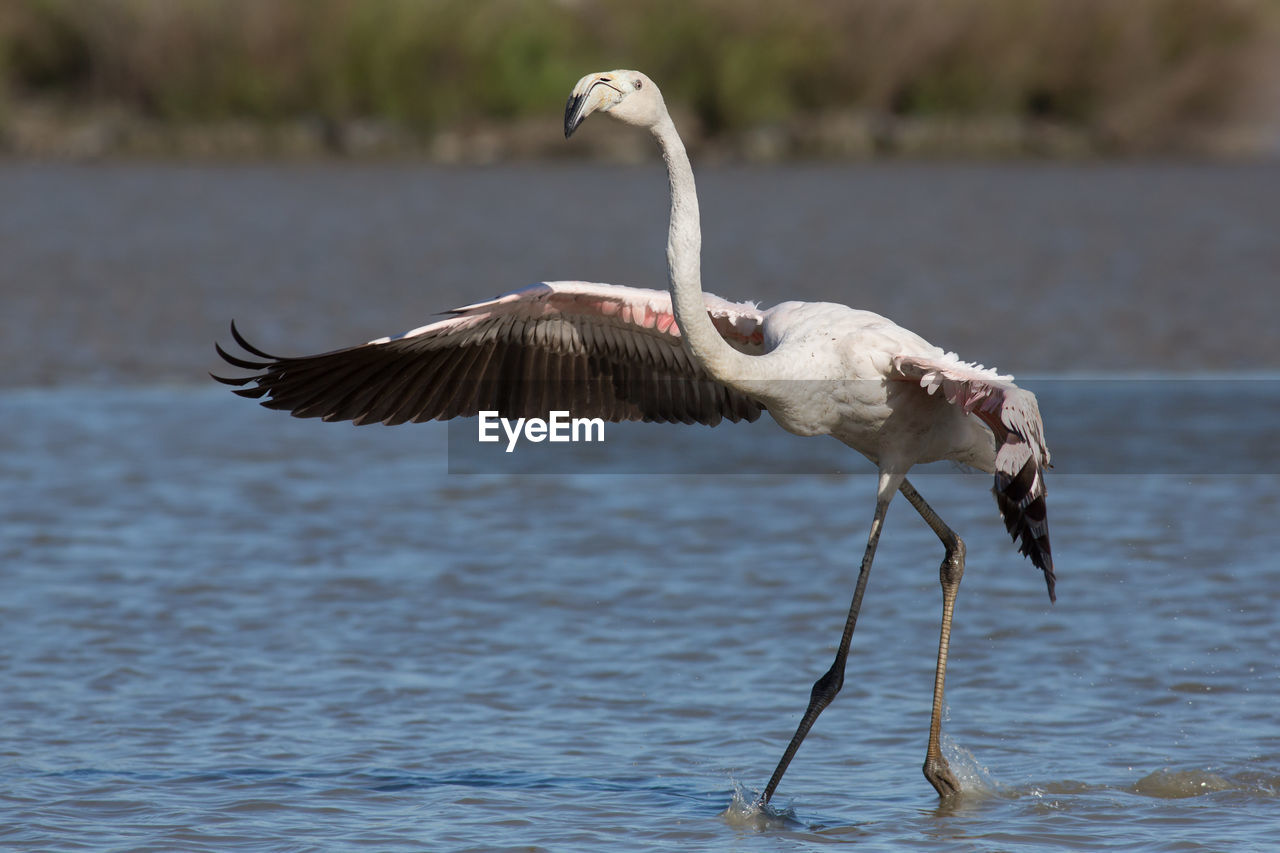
top-left (214, 69), bottom-right (1053, 805)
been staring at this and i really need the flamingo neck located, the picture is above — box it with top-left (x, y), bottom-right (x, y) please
top-left (651, 114), bottom-right (760, 386)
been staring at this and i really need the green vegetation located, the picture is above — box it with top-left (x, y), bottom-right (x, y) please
top-left (1, 0), bottom-right (1276, 157)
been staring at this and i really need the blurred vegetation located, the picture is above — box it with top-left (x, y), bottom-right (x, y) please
top-left (0, 0), bottom-right (1277, 157)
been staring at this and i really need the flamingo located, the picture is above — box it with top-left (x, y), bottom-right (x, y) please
top-left (214, 69), bottom-right (1053, 805)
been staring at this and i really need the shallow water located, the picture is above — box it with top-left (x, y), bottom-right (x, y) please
top-left (2, 163), bottom-right (1279, 850)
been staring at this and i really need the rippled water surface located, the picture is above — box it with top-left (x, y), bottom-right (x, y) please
top-left (2, 163), bottom-right (1278, 850)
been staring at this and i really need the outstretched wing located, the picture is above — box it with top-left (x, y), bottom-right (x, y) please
top-left (214, 281), bottom-right (766, 427)
top-left (892, 354), bottom-right (1055, 601)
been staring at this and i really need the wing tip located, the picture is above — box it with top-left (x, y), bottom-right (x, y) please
top-left (214, 340), bottom-right (270, 371)
top-left (213, 320), bottom-right (279, 401)
top-left (1025, 538), bottom-right (1056, 603)
top-left (209, 371), bottom-right (251, 387)
top-left (994, 452), bottom-right (1056, 604)
top-left (229, 320), bottom-right (280, 360)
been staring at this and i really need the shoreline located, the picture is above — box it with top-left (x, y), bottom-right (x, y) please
top-left (4, 103), bottom-right (1276, 163)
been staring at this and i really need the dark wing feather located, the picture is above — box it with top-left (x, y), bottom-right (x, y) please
top-left (213, 281), bottom-right (766, 428)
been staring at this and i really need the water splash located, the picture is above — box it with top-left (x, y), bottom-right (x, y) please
top-left (719, 778), bottom-right (802, 831)
top-left (941, 733), bottom-right (1002, 797)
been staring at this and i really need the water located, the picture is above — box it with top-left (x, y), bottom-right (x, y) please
top-left (3, 163), bottom-right (1279, 850)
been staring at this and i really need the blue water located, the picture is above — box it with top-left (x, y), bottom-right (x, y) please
top-left (3, 385), bottom-right (1277, 850)
top-left (3, 163), bottom-right (1279, 850)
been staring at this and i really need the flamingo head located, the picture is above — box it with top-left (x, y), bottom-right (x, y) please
top-left (564, 70), bottom-right (663, 138)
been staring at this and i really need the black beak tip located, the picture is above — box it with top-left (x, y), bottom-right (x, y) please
top-left (564, 94), bottom-right (585, 139)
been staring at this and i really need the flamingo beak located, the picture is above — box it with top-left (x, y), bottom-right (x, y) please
top-left (564, 74), bottom-right (623, 138)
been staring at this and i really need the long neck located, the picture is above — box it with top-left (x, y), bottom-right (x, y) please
top-left (651, 113), bottom-right (761, 385)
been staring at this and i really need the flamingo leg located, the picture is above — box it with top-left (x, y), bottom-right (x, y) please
top-left (899, 478), bottom-right (964, 797)
top-left (757, 494), bottom-right (890, 806)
